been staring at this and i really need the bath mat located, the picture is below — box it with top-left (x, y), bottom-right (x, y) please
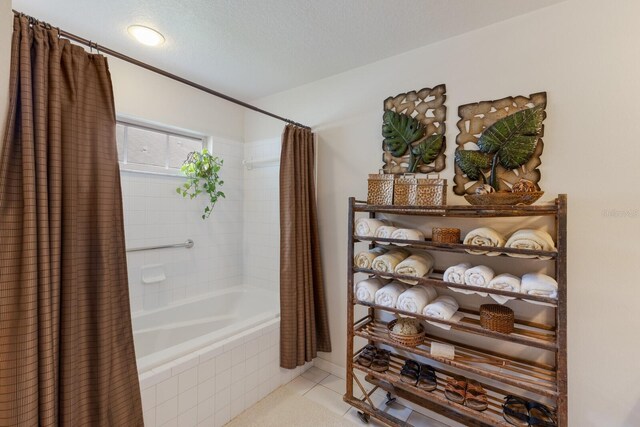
top-left (226, 386), bottom-right (354, 427)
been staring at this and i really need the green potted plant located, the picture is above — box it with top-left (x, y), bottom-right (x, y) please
top-left (176, 149), bottom-right (225, 219)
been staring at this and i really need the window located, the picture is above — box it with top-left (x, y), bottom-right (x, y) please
top-left (116, 118), bottom-right (206, 174)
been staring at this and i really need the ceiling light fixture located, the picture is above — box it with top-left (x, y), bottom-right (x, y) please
top-left (127, 25), bottom-right (165, 46)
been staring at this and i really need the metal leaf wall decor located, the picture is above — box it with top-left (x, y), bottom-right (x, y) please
top-left (382, 84), bottom-right (446, 174)
top-left (453, 92), bottom-right (547, 195)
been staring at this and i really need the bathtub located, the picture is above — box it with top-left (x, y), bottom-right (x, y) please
top-left (133, 286), bottom-right (279, 373)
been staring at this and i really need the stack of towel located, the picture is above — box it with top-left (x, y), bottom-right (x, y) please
top-left (463, 227), bottom-right (505, 256)
top-left (521, 273), bottom-right (558, 306)
top-left (423, 296), bottom-right (464, 330)
top-left (463, 265), bottom-right (495, 297)
top-left (394, 252), bottom-right (434, 285)
top-left (354, 277), bottom-right (390, 303)
top-left (374, 281), bottom-right (409, 308)
top-left (355, 218), bottom-right (386, 237)
top-left (396, 285), bottom-right (437, 314)
top-left (354, 247), bottom-right (388, 269)
top-left (390, 228), bottom-right (425, 245)
top-left (371, 248), bottom-right (409, 278)
top-left (505, 229), bottom-right (556, 259)
top-left (487, 273), bottom-right (521, 304)
top-left (373, 226), bottom-right (398, 243)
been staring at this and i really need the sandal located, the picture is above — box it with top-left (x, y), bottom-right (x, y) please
top-left (528, 402), bottom-right (557, 427)
top-left (356, 344), bottom-right (377, 368)
top-left (444, 377), bottom-right (467, 404)
top-left (464, 380), bottom-right (488, 411)
top-left (416, 364), bottom-right (437, 392)
top-left (400, 360), bottom-right (420, 385)
top-left (371, 349), bottom-right (391, 372)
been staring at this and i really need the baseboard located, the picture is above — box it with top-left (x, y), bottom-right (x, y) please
top-left (313, 357), bottom-right (345, 380)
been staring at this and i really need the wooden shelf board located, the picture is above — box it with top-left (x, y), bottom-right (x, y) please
top-left (355, 301), bottom-right (557, 351)
top-left (354, 236), bottom-right (558, 259)
top-left (354, 320), bottom-right (558, 398)
top-left (353, 200), bottom-right (558, 218)
top-left (354, 268), bottom-right (559, 306)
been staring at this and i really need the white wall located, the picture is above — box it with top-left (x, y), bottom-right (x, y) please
top-left (244, 1), bottom-right (640, 425)
top-left (242, 138), bottom-right (280, 291)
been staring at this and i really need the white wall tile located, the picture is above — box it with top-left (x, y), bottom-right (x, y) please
top-left (155, 396), bottom-right (178, 426)
top-left (156, 376), bottom-right (179, 404)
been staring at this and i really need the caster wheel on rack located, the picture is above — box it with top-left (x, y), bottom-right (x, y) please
top-left (385, 392), bottom-right (396, 406)
top-left (357, 411), bottom-right (370, 424)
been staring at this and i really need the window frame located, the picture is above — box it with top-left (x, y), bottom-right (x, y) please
top-left (116, 116), bottom-right (207, 176)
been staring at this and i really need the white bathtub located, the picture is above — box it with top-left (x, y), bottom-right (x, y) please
top-left (133, 286), bottom-right (279, 373)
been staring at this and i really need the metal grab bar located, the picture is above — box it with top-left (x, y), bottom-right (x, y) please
top-left (126, 239), bottom-right (194, 253)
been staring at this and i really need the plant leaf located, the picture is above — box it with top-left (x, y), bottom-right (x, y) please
top-left (498, 135), bottom-right (538, 169)
top-left (382, 110), bottom-right (425, 157)
top-left (412, 134), bottom-right (443, 166)
top-left (477, 106), bottom-right (544, 156)
top-left (455, 150), bottom-right (492, 180)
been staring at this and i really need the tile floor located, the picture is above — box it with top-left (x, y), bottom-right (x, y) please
top-left (260, 366), bottom-right (451, 427)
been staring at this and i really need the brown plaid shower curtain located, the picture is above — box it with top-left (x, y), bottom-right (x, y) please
top-left (0, 16), bottom-right (143, 426)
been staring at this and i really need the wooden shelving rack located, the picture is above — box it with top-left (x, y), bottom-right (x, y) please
top-left (344, 195), bottom-right (567, 427)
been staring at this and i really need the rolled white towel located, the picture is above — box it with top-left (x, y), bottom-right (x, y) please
top-left (443, 262), bottom-right (472, 285)
top-left (463, 227), bottom-right (505, 256)
top-left (354, 247), bottom-right (388, 269)
top-left (464, 265), bottom-right (495, 297)
top-left (354, 277), bottom-right (390, 303)
top-left (374, 281), bottom-right (409, 308)
top-left (521, 273), bottom-right (558, 306)
top-left (505, 229), bottom-right (557, 259)
top-left (390, 228), bottom-right (425, 246)
top-left (396, 285), bottom-right (438, 314)
top-left (374, 226), bottom-right (398, 244)
top-left (394, 253), bottom-right (434, 285)
top-left (487, 273), bottom-right (521, 304)
top-left (355, 218), bottom-right (386, 237)
top-left (371, 248), bottom-right (409, 278)
top-left (423, 295), bottom-right (464, 331)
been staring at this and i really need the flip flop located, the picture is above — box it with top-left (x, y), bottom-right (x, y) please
top-left (464, 380), bottom-right (488, 411)
top-left (444, 377), bottom-right (467, 404)
top-left (356, 345), bottom-right (377, 368)
top-left (371, 349), bottom-right (390, 372)
top-left (528, 402), bottom-right (557, 427)
top-left (416, 364), bottom-right (437, 392)
top-left (502, 395), bottom-right (530, 426)
top-left (400, 360), bottom-right (420, 385)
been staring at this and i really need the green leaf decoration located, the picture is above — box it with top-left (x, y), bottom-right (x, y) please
top-left (455, 150), bottom-right (492, 181)
top-left (411, 134), bottom-right (443, 173)
top-left (477, 106), bottom-right (544, 168)
top-left (176, 149), bottom-right (225, 219)
top-left (382, 110), bottom-right (425, 157)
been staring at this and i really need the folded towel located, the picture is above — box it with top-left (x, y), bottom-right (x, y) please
top-left (396, 285), bottom-right (438, 313)
top-left (390, 228), bottom-right (425, 246)
top-left (371, 248), bottom-right (409, 278)
top-left (354, 277), bottom-right (390, 303)
top-left (521, 273), bottom-right (558, 306)
top-left (487, 273), bottom-right (521, 304)
top-left (355, 218), bottom-right (386, 237)
top-left (374, 281), bottom-right (409, 308)
top-left (443, 262), bottom-right (472, 285)
top-left (428, 312), bottom-right (466, 330)
top-left (374, 226), bottom-right (398, 244)
top-left (354, 247), bottom-right (388, 269)
top-left (464, 265), bottom-right (495, 297)
top-left (423, 295), bottom-right (463, 330)
top-left (505, 229), bottom-right (557, 259)
top-left (463, 227), bottom-right (505, 256)
top-left (394, 253), bottom-right (434, 285)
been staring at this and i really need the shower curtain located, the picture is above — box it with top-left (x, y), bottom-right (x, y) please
top-left (0, 16), bottom-right (143, 426)
top-left (279, 125), bottom-right (331, 369)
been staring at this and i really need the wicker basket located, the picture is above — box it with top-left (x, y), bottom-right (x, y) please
top-left (479, 304), bottom-right (514, 334)
top-left (464, 191), bottom-right (544, 206)
top-left (432, 227), bottom-right (460, 244)
top-left (393, 175), bottom-right (417, 205)
top-left (416, 176), bottom-right (447, 206)
top-left (367, 172), bottom-right (394, 205)
top-left (387, 319), bottom-right (426, 347)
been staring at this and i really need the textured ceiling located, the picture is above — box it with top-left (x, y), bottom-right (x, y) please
top-left (12, 0), bottom-right (564, 100)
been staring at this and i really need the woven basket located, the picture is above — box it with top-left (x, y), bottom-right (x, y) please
top-left (464, 191), bottom-right (544, 206)
top-left (416, 176), bottom-right (447, 206)
top-left (393, 175), bottom-right (417, 205)
top-left (479, 304), bottom-right (514, 334)
top-left (367, 172), bottom-right (394, 205)
top-left (432, 227), bottom-right (460, 244)
top-left (387, 319), bottom-right (425, 347)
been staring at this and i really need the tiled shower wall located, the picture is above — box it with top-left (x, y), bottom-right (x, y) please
top-left (123, 139), bottom-right (244, 313)
top-left (242, 138), bottom-right (281, 292)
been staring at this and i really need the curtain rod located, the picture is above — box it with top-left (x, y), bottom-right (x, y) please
top-left (12, 10), bottom-right (312, 131)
